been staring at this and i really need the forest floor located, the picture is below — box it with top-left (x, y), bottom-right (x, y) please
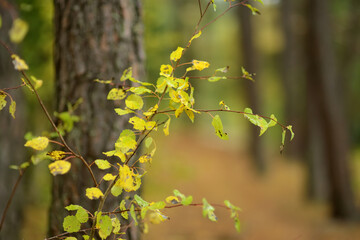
top-left (143, 130), bottom-right (360, 240)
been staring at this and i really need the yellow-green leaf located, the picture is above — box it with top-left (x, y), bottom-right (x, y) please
top-left (111, 185), bottom-right (123, 197)
top-left (63, 216), bottom-right (80, 233)
top-left (114, 108), bottom-right (134, 116)
top-left (86, 187), bottom-right (104, 200)
top-left (189, 31), bottom-right (201, 45)
top-left (94, 159), bottom-right (111, 170)
top-left (145, 121), bottom-right (157, 130)
top-left (129, 86), bottom-right (152, 95)
top-left (97, 215), bottom-right (112, 239)
top-left (163, 118), bottom-right (171, 136)
top-left (30, 76), bottom-right (43, 89)
top-left (9, 99), bottom-right (16, 118)
top-left (24, 136), bottom-right (49, 150)
top-left (9, 18), bottom-right (29, 43)
top-left (212, 115), bottom-right (228, 140)
top-left (129, 116), bottom-right (146, 131)
top-left (287, 125), bottom-right (295, 141)
top-left (120, 200), bottom-right (128, 220)
top-left (103, 173), bottom-right (116, 181)
top-left (11, 54), bottom-right (28, 71)
top-left (107, 88), bottom-right (126, 100)
top-left (0, 93), bottom-right (7, 111)
top-left (170, 47), bottom-right (184, 61)
top-left (111, 217), bottom-right (121, 234)
top-left (48, 160), bottom-right (71, 176)
top-left (125, 94), bottom-right (143, 110)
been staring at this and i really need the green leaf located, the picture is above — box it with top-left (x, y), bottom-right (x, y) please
top-left (215, 66), bottom-right (229, 73)
top-left (83, 235), bottom-right (89, 240)
top-left (234, 217), bottom-right (241, 232)
top-left (0, 93), bottom-right (7, 111)
top-left (76, 208), bottom-right (89, 223)
top-left (212, 115), bottom-right (228, 140)
top-left (287, 125), bottom-right (295, 141)
top-left (148, 201), bottom-right (166, 210)
top-left (129, 86), bottom-right (152, 95)
top-left (63, 215), bottom-right (80, 233)
top-left (111, 185), bottom-right (123, 197)
top-left (244, 4), bottom-right (261, 15)
top-left (9, 18), bottom-right (28, 43)
top-left (65, 237), bottom-right (77, 240)
top-left (182, 196), bottom-right (193, 206)
top-left (107, 88), bottom-right (126, 100)
top-left (268, 114), bottom-right (277, 127)
top-left (120, 67), bottom-right (132, 81)
top-left (208, 76), bottom-right (226, 82)
top-left (282, 129), bottom-right (286, 146)
top-left (212, 0), bottom-right (217, 11)
top-left (125, 94), bottom-right (144, 110)
top-left (134, 194), bottom-right (149, 208)
top-left (97, 215), bottom-right (112, 239)
top-left (114, 108), bottom-right (134, 116)
top-left (9, 99), bottom-right (16, 118)
top-left (94, 159), bottom-right (111, 170)
top-left (130, 204), bottom-right (138, 225)
top-left (20, 162), bottom-right (30, 169)
top-left (202, 198), bottom-right (217, 222)
top-left (120, 200), bottom-right (129, 220)
top-left (111, 217), bottom-right (121, 234)
top-left (31, 152), bottom-right (52, 165)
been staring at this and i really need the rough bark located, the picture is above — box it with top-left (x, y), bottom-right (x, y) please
top-left (238, 6), bottom-right (266, 173)
top-left (0, 3), bottom-right (26, 239)
top-left (49, 0), bottom-right (145, 238)
top-left (304, 0), bottom-right (357, 219)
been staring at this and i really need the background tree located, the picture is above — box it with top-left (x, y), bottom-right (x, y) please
top-left (304, 0), bottom-right (357, 219)
top-left (0, 1), bottom-right (26, 239)
top-left (49, 0), bottom-right (145, 238)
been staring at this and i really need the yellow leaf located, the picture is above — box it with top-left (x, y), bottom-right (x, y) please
top-left (145, 121), bottom-right (157, 131)
top-left (48, 160), bottom-right (71, 176)
top-left (9, 99), bottom-right (16, 119)
top-left (165, 196), bottom-right (179, 204)
top-left (190, 60), bottom-right (210, 71)
top-left (129, 116), bottom-right (146, 131)
top-left (185, 108), bottom-right (194, 123)
top-left (86, 187), bottom-right (104, 200)
top-left (0, 93), bottom-right (7, 111)
top-left (9, 18), bottom-right (29, 43)
top-left (148, 210), bottom-right (168, 224)
top-left (47, 150), bottom-right (66, 160)
top-left (139, 154), bottom-right (152, 163)
top-left (24, 136), bottom-right (49, 150)
top-left (117, 165), bottom-right (141, 192)
top-left (107, 88), bottom-right (126, 100)
top-left (160, 64), bottom-right (173, 77)
top-left (103, 173), bottom-right (116, 181)
top-left (125, 94), bottom-right (144, 110)
top-left (163, 118), bottom-right (171, 136)
top-left (189, 30), bottom-right (201, 45)
top-left (11, 54), bottom-right (29, 71)
top-left (170, 47), bottom-right (184, 61)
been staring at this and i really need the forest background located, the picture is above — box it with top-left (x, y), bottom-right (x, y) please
top-left (0, 0), bottom-right (360, 239)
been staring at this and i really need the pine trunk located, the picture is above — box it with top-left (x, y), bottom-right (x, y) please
top-left (49, 0), bottom-right (145, 238)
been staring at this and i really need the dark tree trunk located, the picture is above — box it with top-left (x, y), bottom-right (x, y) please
top-left (49, 0), bottom-right (145, 238)
top-left (0, 3), bottom-right (26, 239)
top-left (238, 6), bottom-right (266, 173)
top-left (304, 0), bottom-right (358, 219)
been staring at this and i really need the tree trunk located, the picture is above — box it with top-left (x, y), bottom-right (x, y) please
top-left (304, 0), bottom-right (358, 219)
top-left (238, 6), bottom-right (266, 173)
top-left (49, 0), bottom-right (145, 238)
top-left (0, 2), bottom-right (26, 239)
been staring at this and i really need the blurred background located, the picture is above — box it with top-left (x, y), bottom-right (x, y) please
top-left (0, 0), bottom-right (360, 239)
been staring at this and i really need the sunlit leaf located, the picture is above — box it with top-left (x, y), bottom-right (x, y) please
top-left (9, 99), bottom-right (16, 118)
top-left (9, 18), bottom-right (28, 43)
top-left (189, 30), bottom-right (202, 44)
top-left (103, 173), bottom-right (116, 181)
top-left (48, 160), bottom-right (71, 176)
top-left (47, 150), bottom-right (66, 160)
top-left (145, 121), bottom-right (157, 131)
top-left (129, 86), bottom-right (152, 95)
top-left (186, 60), bottom-right (210, 72)
top-left (0, 93), bottom-right (6, 111)
top-left (95, 159), bottom-right (111, 170)
top-left (114, 108), bottom-right (134, 116)
top-left (125, 94), bottom-right (144, 110)
top-left (170, 47), bottom-right (184, 61)
top-left (97, 215), bottom-right (112, 239)
top-left (160, 64), bottom-right (173, 77)
top-left (111, 217), bottom-right (121, 234)
top-left (212, 115), bottom-right (228, 140)
top-left (65, 237), bottom-right (77, 240)
top-left (11, 54), bottom-right (28, 70)
top-left (129, 116), bottom-right (146, 131)
top-left (107, 88), bottom-right (126, 100)
top-left (163, 118), bottom-right (171, 136)
top-left (63, 216), bottom-right (80, 233)
top-left (86, 187), bottom-right (104, 200)
top-left (24, 136), bottom-right (49, 150)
